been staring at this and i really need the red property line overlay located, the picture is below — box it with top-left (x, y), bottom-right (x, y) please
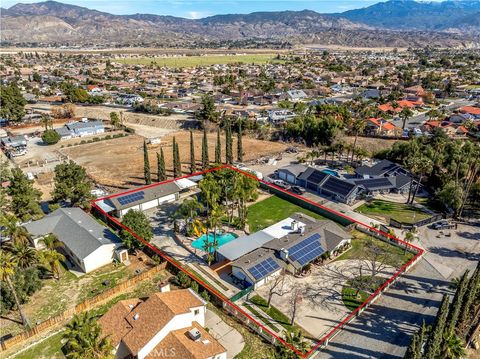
top-left (91, 164), bottom-right (424, 358)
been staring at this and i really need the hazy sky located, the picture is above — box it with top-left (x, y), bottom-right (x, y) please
top-left (2, 0), bottom-right (387, 18)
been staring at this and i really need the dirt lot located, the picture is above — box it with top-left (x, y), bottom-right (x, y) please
top-left (61, 131), bottom-right (288, 190)
top-left (344, 136), bottom-right (400, 155)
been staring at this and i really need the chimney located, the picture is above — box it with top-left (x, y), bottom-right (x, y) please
top-left (133, 314), bottom-right (139, 321)
top-left (291, 220), bottom-right (298, 231)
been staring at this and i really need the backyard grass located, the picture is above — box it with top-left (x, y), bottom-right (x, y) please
top-left (13, 331), bottom-right (65, 359)
top-left (243, 304), bottom-right (281, 332)
top-left (335, 230), bottom-right (414, 267)
top-left (356, 199), bottom-right (432, 225)
top-left (247, 196), bottom-right (326, 232)
top-left (116, 54), bottom-right (283, 67)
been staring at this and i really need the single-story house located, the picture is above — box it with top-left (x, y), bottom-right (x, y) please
top-left (286, 89), bottom-right (308, 102)
top-left (1, 135), bottom-right (27, 156)
top-left (99, 180), bottom-right (197, 218)
top-left (24, 208), bottom-right (127, 273)
top-left (353, 173), bottom-right (414, 195)
top-left (99, 288), bottom-right (226, 359)
top-left (226, 213), bottom-right (351, 289)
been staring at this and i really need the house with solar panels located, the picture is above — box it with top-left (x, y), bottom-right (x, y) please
top-left (277, 165), bottom-right (360, 205)
top-left (96, 179), bottom-right (197, 218)
top-left (220, 213), bottom-right (351, 289)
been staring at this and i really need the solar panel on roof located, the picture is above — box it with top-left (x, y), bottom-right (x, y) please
top-left (321, 177), bottom-right (356, 197)
top-left (117, 191), bottom-right (145, 206)
top-left (247, 257), bottom-right (280, 280)
top-left (307, 170), bottom-right (327, 184)
top-left (288, 233), bottom-right (325, 266)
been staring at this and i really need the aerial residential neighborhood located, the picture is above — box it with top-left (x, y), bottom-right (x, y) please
top-left (0, 1), bottom-right (479, 359)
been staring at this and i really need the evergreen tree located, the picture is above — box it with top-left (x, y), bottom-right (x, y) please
top-left (157, 149), bottom-right (166, 182)
top-left (447, 270), bottom-right (469, 333)
top-left (52, 161), bottom-right (92, 208)
top-left (405, 332), bottom-right (420, 359)
top-left (459, 262), bottom-right (480, 328)
top-left (190, 131), bottom-right (196, 174)
top-left (225, 119), bottom-right (233, 164)
top-left (237, 121), bottom-right (243, 162)
top-left (215, 128), bottom-right (221, 164)
top-left (175, 141), bottom-right (181, 177)
top-left (425, 295), bottom-right (450, 359)
top-left (202, 127), bottom-right (209, 170)
top-left (172, 137), bottom-right (181, 178)
top-left (143, 140), bottom-right (151, 185)
top-left (8, 168), bottom-right (43, 221)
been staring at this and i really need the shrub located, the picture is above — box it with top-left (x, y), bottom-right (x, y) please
top-left (200, 290), bottom-right (210, 302)
top-left (41, 129), bottom-right (61, 145)
top-left (177, 272), bottom-right (191, 288)
top-left (190, 281), bottom-right (199, 293)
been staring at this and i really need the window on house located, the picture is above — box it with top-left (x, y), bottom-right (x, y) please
top-left (194, 309), bottom-right (199, 316)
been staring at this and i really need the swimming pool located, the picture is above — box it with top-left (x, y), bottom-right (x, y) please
top-left (322, 169), bottom-right (340, 177)
top-left (192, 232), bottom-right (238, 252)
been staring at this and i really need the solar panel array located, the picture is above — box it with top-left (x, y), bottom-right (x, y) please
top-left (307, 170), bottom-right (328, 185)
top-left (248, 257), bottom-right (280, 280)
top-left (288, 233), bottom-right (325, 266)
top-left (117, 191), bottom-right (145, 206)
top-left (321, 177), bottom-right (356, 197)
top-left (356, 177), bottom-right (393, 190)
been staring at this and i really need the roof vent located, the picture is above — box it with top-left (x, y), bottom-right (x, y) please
top-left (128, 304), bottom-right (134, 309)
top-left (133, 314), bottom-right (139, 320)
top-left (188, 328), bottom-right (201, 341)
top-left (202, 339), bottom-right (210, 345)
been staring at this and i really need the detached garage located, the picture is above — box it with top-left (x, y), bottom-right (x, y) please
top-left (106, 182), bottom-right (181, 218)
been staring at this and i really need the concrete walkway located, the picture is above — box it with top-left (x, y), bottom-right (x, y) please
top-left (206, 309), bottom-right (245, 359)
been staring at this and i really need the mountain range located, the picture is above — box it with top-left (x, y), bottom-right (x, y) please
top-left (1, 0), bottom-right (479, 47)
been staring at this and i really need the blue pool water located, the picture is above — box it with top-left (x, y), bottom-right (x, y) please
top-left (192, 232), bottom-right (238, 252)
top-left (322, 169), bottom-right (340, 177)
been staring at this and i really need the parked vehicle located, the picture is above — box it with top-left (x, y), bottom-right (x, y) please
top-left (273, 179), bottom-right (291, 190)
top-left (291, 186), bottom-right (306, 195)
top-left (431, 220), bottom-right (454, 230)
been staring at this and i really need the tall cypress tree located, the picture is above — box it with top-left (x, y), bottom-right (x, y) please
top-left (190, 130), bottom-right (196, 174)
top-left (175, 141), bottom-right (181, 176)
top-left (237, 121), bottom-right (243, 162)
top-left (215, 128), bottom-right (221, 164)
top-left (157, 148), bottom-right (166, 182)
top-left (459, 262), bottom-right (480, 328)
top-left (405, 320), bottom-right (426, 359)
top-left (225, 119), bottom-right (233, 164)
top-left (447, 270), bottom-right (469, 333)
top-left (425, 295), bottom-right (450, 359)
top-left (202, 127), bottom-right (209, 170)
top-left (143, 140), bottom-right (151, 184)
top-left (172, 137), bottom-right (181, 178)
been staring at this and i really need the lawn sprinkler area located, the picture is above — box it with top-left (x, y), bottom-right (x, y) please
top-left (192, 232), bottom-right (239, 252)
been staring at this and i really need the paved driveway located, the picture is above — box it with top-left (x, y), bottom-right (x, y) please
top-left (206, 309), bottom-right (245, 358)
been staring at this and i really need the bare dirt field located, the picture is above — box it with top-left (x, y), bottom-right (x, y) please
top-left (344, 136), bottom-right (401, 154)
top-left (61, 131), bottom-right (288, 190)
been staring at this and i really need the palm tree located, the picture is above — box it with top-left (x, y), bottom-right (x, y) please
top-left (441, 331), bottom-right (466, 359)
top-left (63, 311), bottom-right (114, 359)
top-left (350, 118), bottom-right (367, 164)
top-left (409, 156), bottom-right (433, 204)
top-left (277, 330), bottom-right (310, 359)
top-left (0, 250), bottom-right (30, 328)
top-left (404, 231), bottom-right (415, 254)
top-left (400, 107), bottom-right (413, 131)
top-left (6, 242), bottom-right (37, 268)
top-left (0, 214), bottom-right (29, 245)
top-left (39, 249), bottom-right (65, 280)
top-left (39, 233), bottom-right (63, 250)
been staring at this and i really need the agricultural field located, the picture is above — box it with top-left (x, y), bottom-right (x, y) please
top-left (115, 54), bottom-right (283, 67)
top-left (61, 131), bottom-right (287, 190)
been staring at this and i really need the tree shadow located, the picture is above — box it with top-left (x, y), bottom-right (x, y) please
top-left (456, 231), bottom-right (480, 241)
top-left (428, 246), bottom-right (480, 262)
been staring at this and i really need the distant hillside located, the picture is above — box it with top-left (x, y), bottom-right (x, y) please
top-left (1, 0), bottom-right (479, 47)
top-left (337, 0), bottom-right (480, 34)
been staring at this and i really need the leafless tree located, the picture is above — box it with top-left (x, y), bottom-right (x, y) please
top-left (289, 287), bottom-right (304, 325)
top-left (266, 271), bottom-right (290, 307)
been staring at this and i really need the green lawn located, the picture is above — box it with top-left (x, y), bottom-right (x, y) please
top-left (335, 230), bottom-right (414, 267)
top-left (356, 199), bottom-right (432, 225)
top-left (247, 196), bottom-right (326, 232)
top-left (341, 287), bottom-right (369, 312)
top-left (243, 304), bottom-right (281, 332)
top-left (13, 331), bottom-right (65, 359)
top-left (116, 54), bottom-right (283, 67)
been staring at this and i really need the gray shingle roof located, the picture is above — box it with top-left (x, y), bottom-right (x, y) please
top-left (24, 208), bottom-right (122, 260)
top-left (355, 159), bottom-right (404, 177)
top-left (278, 164), bottom-right (307, 178)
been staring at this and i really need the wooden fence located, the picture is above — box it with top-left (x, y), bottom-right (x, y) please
top-left (0, 262), bottom-right (167, 352)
